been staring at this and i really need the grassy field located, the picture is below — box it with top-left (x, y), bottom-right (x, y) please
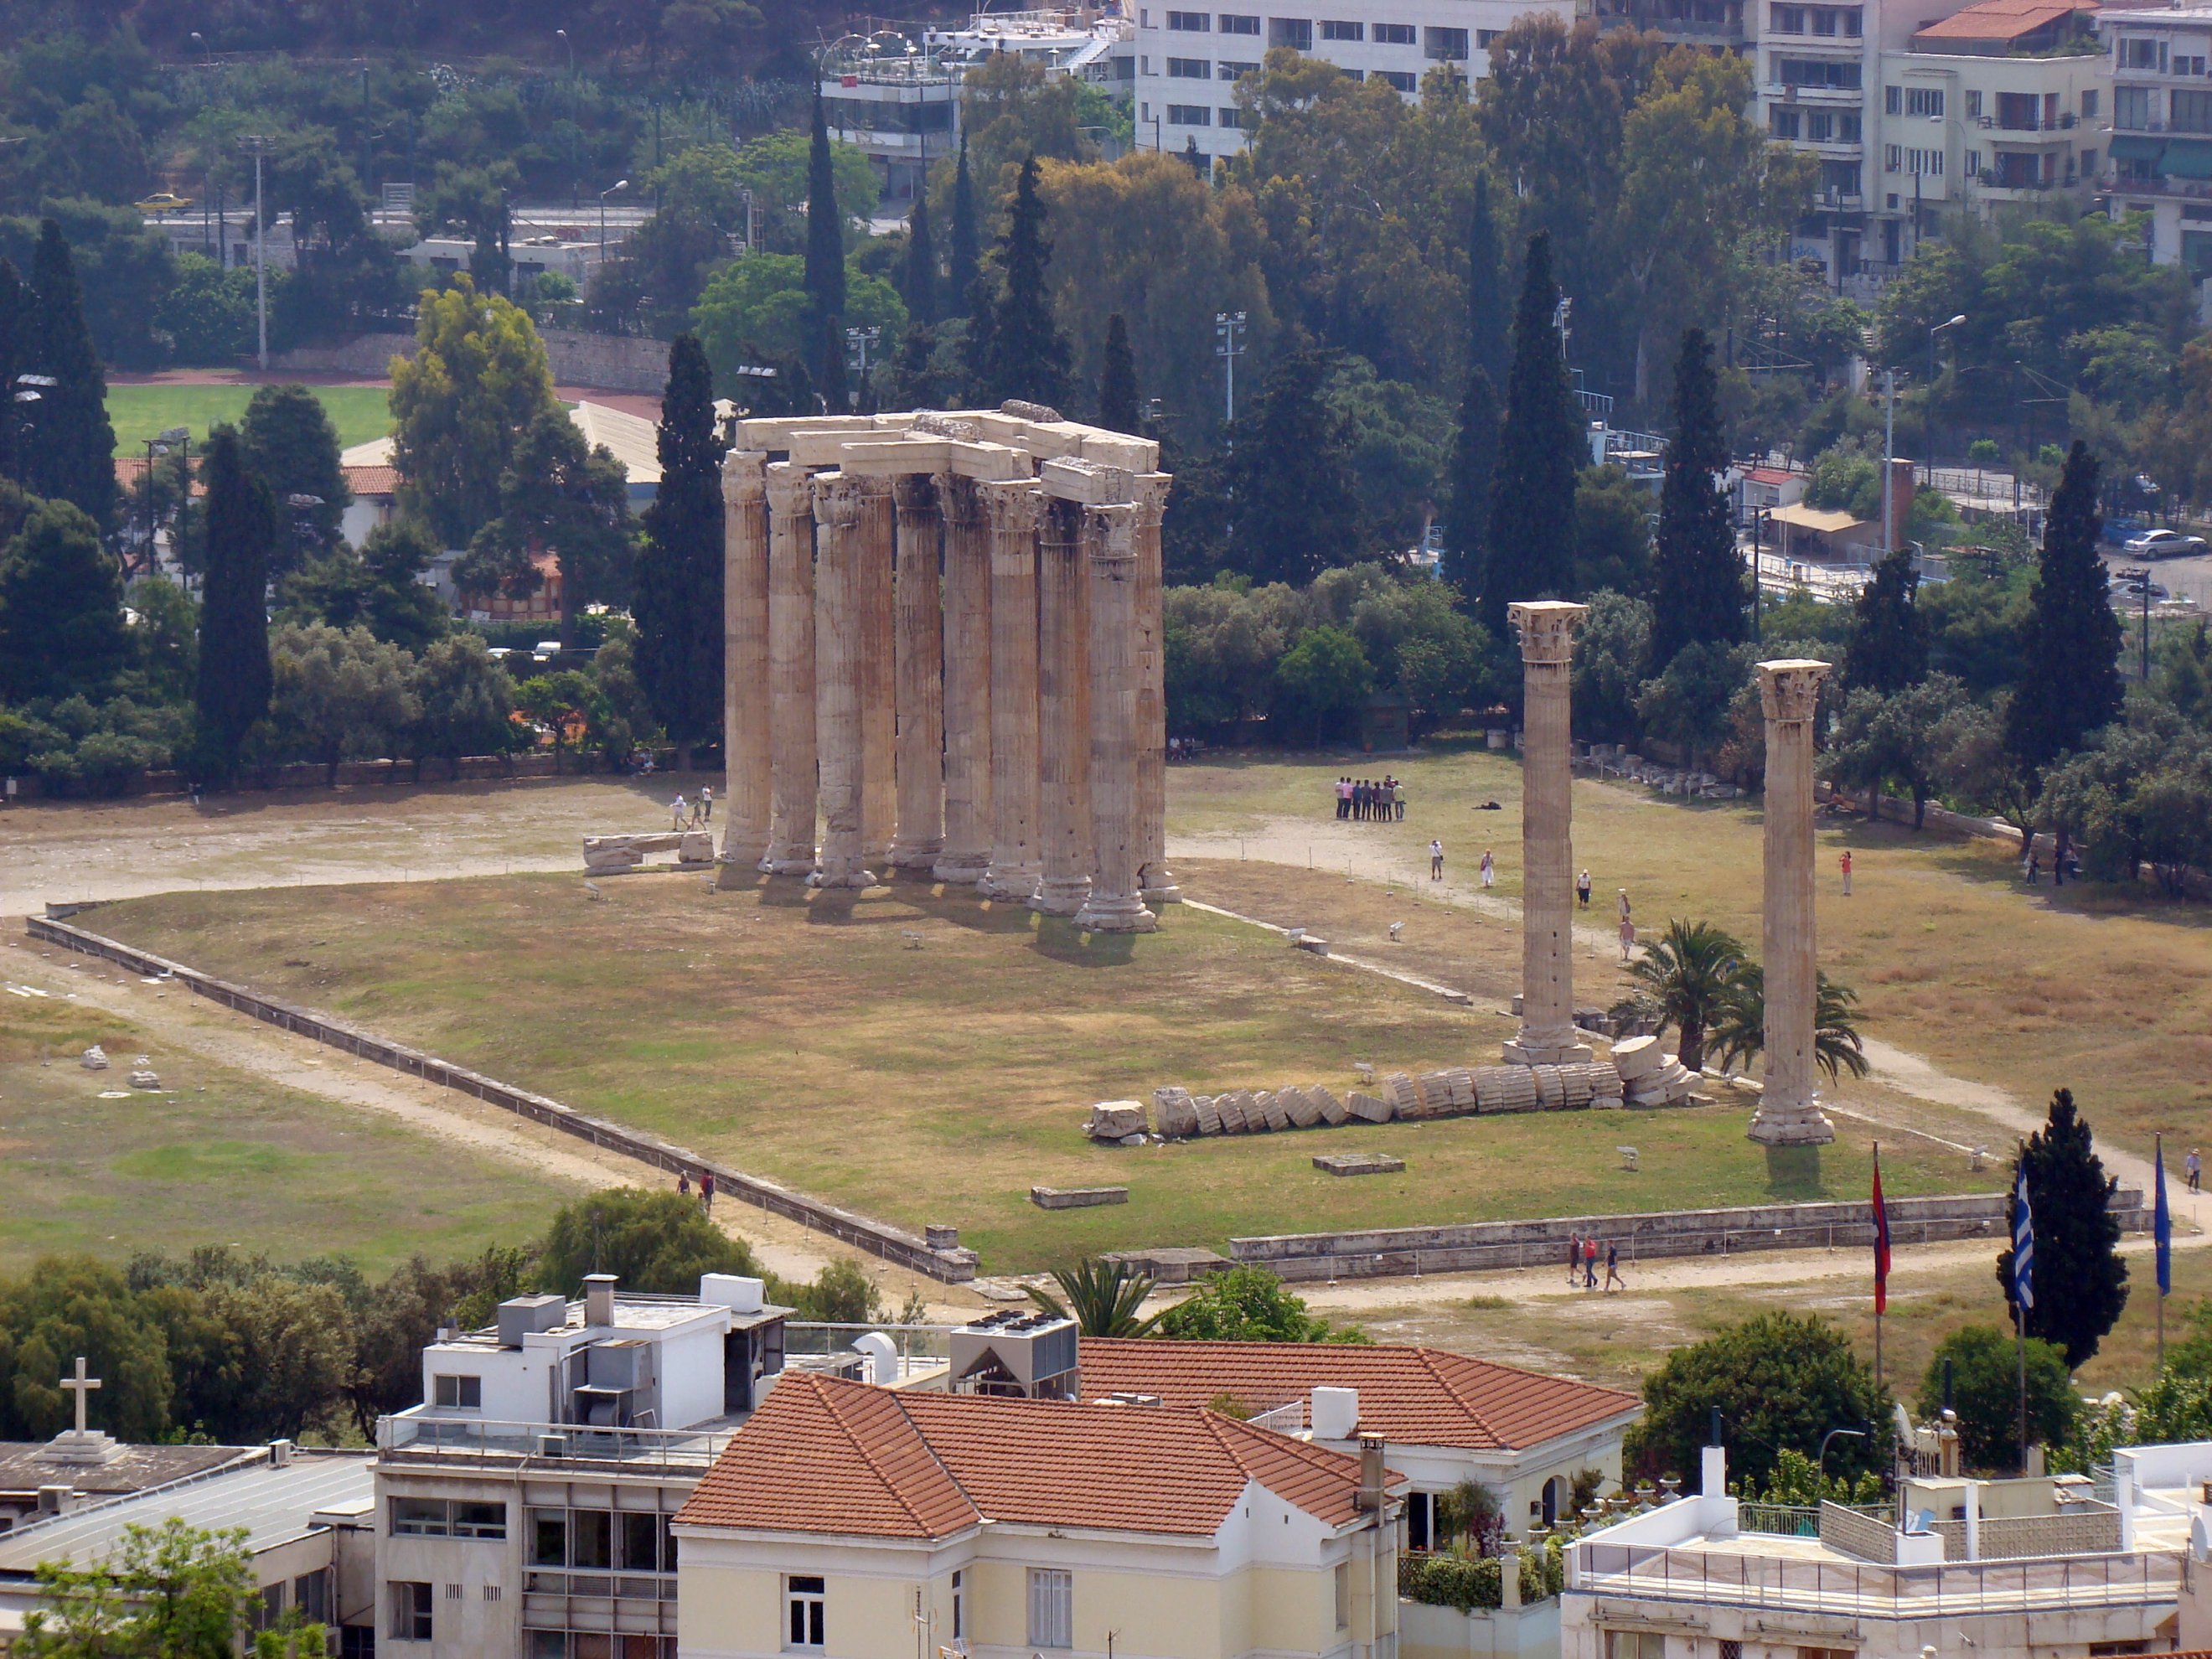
top-left (0, 967), bottom-right (581, 1274)
top-left (106, 383), bottom-right (393, 456)
top-left (1171, 742), bottom-right (2212, 1171)
top-left (90, 871), bottom-right (1992, 1270)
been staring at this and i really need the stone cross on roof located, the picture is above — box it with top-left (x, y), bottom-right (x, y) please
top-left (61, 1356), bottom-right (100, 1436)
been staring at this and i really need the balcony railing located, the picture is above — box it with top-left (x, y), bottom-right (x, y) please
top-left (2104, 169), bottom-right (2212, 199)
top-left (378, 1414), bottom-right (733, 1472)
top-left (1571, 1542), bottom-right (2183, 1617)
top-left (1979, 111), bottom-right (2078, 131)
top-left (524, 1570), bottom-right (679, 1601)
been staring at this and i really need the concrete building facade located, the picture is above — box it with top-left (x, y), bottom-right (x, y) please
top-left (2104, 6), bottom-right (2212, 294)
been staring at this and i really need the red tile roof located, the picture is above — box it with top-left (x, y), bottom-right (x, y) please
top-left (676, 1372), bottom-right (1382, 1541)
top-left (344, 463), bottom-right (400, 497)
top-left (1914, 0), bottom-right (2096, 41)
top-left (1078, 1339), bottom-right (1638, 1455)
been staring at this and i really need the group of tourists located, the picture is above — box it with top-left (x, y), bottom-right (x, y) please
top-left (669, 786), bottom-right (714, 830)
top-left (1567, 1233), bottom-right (1625, 1292)
top-left (677, 1167), bottom-right (718, 1212)
top-left (1334, 776), bottom-right (1406, 821)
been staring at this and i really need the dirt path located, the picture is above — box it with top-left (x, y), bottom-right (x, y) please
top-left (3, 932), bottom-right (985, 1316)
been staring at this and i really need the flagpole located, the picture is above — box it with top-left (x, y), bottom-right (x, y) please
top-left (2014, 1147), bottom-right (2031, 1474)
top-left (1873, 1141), bottom-right (1884, 1393)
top-left (2157, 1133), bottom-right (2170, 1374)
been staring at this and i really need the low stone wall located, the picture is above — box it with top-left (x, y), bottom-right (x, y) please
top-left (1230, 1190), bottom-right (2149, 1283)
top-left (265, 328), bottom-right (671, 394)
top-left (1, 752), bottom-right (624, 802)
top-left (22, 916), bottom-right (979, 1283)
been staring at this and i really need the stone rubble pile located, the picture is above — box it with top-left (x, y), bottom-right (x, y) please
top-left (582, 831), bottom-right (716, 874)
top-left (1607, 1035), bottom-right (1698, 1106)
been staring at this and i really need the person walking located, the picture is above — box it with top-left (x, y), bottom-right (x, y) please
top-left (1480, 850), bottom-right (1496, 890)
top-left (2026, 850), bottom-right (2040, 885)
top-left (1583, 1235), bottom-right (1599, 1289)
top-left (670, 793), bottom-right (688, 830)
top-left (700, 1169), bottom-right (716, 1213)
top-left (2189, 1148), bottom-right (2203, 1195)
top-left (1567, 1233), bottom-right (1581, 1286)
top-left (1429, 838), bottom-right (1445, 881)
top-left (700, 783), bottom-right (714, 822)
top-left (678, 1169), bottom-right (691, 1201)
top-left (1577, 868), bottom-right (1592, 907)
top-left (1839, 848), bottom-right (1853, 896)
top-left (1604, 1241), bottom-right (1624, 1293)
top-left (1617, 889), bottom-right (1636, 964)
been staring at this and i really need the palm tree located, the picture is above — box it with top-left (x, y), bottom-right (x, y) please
top-left (1025, 1257), bottom-right (1162, 1336)
top-left (1625, 919), bottom-right (1747, 1072)
top-left (1710, 964), bottom-right (1871, 1083)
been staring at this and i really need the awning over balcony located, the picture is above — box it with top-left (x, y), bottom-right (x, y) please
top-left (2163, 139), bottom-right (2212, 178)
top-left (2111, 135), bottom-right (2166, 163)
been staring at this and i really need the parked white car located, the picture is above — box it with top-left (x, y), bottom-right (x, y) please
top-left (2124, 528), bottom-right (2209, 559)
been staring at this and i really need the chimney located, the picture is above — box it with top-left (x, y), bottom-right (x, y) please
top-left (1884, 457), bottom-right (1917, 554)
top-left (1702, 1442), bottom-right (1726, 1497)
top-left (1355, 1436), bottom-right (1387, 1512)
top-left (1311, 1386), bottom-right (1360, 1440)
top-left (583, 1274), bottom-right (618, 1328)
top-left (1939, 1408), bottom-right (1961, 1478)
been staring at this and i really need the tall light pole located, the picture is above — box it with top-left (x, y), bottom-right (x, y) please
top-left (240, 135), bottom-right (271, 371)
top-left (1215, 309), bottom-right (1246, 426)
top-left (599, 178), bottom-right (628, 265)
top-left (1929, 313), bottom-right (1966, 469)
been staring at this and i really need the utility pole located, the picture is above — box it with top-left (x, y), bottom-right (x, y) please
top-left (1881, 367), bottom-right (1897, 553)
top-left (240, 135), bottom-right (271, 371)
top-left (1215, 309), bottom-right (1246, 426)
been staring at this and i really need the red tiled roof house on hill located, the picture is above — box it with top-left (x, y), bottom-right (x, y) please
top-left (1078, 1338), bottom-right (1641, 1545)
top-left (672, 1373), bottom-right (1403, 1659)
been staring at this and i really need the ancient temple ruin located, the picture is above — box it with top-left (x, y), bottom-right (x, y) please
top-left (716, 405), bottom-right (1173, 933)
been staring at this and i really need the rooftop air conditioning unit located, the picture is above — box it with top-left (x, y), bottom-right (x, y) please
top-left (537, 1434), bottom-right (568, 1457)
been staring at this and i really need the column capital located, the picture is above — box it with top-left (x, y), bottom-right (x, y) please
top-left (892, 473), bottom-right (938, 520)
top-left (721, 448), bottom-right (767, 506)
top-left (812, 472), bottom-right (866, 530)
top-left (855, 472), bottom-right (894, 502)
top-left (1133, 472), bottom-right (1173, 526)
top-left (938, 472), bottom-right (983, 526)
top-left (978, 477), bottom-right (1044, 535)
top-left (1088, 502), bottom-right (1138, 561)
top-left (764, 462), bottom-right (814, 520)
top-left (1508, 600), bottom-right (1589, 664)
top-left (1757, 659), bottom-right (1832, 723)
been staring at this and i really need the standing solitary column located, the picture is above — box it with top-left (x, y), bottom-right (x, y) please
top-left (1503, 601), bottom-right (1593, 1067)
top-left (809, 473), bottom-right (875, 889)
top-left (1033, 498), bottom-right (1093, 915)
top-left (761, 463), bottom-right (818, 876)
top-left (933, 476), bottom-right (993, 885)
top-left (1077, 504), bottom-right (1156, 934)
top-left (1133, 473), bottom-right (1177, 902)
top-left (721, 449), bottom-right (771, 866)
top-left (978, 478), bottom-right (1045, 902)
top-left (887, 474), bottom-right (945, 872)
top-left (858, 476), bottom-right (897, 869)
top-left (1749, 659), bottom-right (1836, 1145)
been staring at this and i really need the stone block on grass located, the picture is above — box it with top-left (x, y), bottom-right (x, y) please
top-left (1346, 1091), bottom-right (1394, 1124)
top-left (1314, 1086), bottom-right (1351, 1125)
top-left (1083, 1099), bottom-right (1148, 1140)
top-left (1313, 1151), bottom-right (1406, 1177)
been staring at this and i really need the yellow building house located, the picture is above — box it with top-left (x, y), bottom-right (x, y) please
top-left (672, 1372), bottom-right (1403, 1659)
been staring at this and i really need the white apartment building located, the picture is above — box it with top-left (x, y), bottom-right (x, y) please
top-left (2103, 6), bottom-right (2212, 292)
top-left (1130, 0), bottom-right (1578, 168)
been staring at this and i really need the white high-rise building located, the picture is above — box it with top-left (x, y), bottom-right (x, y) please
top-left (1130, 0), bottom-right (1577, 169)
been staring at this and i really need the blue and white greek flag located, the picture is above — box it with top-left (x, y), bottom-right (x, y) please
top-left (2013, 1165), bottom-right (2035, 1312)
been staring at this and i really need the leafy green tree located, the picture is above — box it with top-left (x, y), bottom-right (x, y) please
top-left (240, 385), bottom-right (350, 575)
top-left (1026, 1258), bottom-right (1162, 1336)
top-left (0, 203), bottom-right (173, 375)
top-left (460, 406), bottom-right (632, 643)
top-left (1625, 1311), bottom-right (1891, 1490)
top-left (0, 257), bottom-right (25, 483)
top-left (416, 161), bottom-right (519, 295)
top-left (786, 1259), bottom-right (881, 1323)
top-left (1635, 638), bottom-right (1755, 771)
top-left (1156, 1264), bottom-right (1363, 1342)
top-left (948, 135), bottom-right (981, 320)
top-left (193, 427), bottom-right (276, 778)
top-left (969, 156), bottom-right (1070, 410)
top-left (900, 188), bottom-right (937, 328)
top-left (515, 669), bottom-right (601, 773)
top-left (1709, 964), bottom-right (1869, 1083)
top-left (1486, 233), bottom-right (1581, 633)
top-left (804, 92), bottom-right (848, 409)
top-left (2003, 443), bottom-right (2122, 798)
top-left (266, 623), bottom-right (421, 780)
top-left (1649, 328), bottom-right (1744, 668)
top-left (1441, 365), bottom-right (1500, 604)
top-left (1228, 351), bottom-right (1362, 584)
top-left (24, 220), bottom-right (116, 528)
top-left (634, 334), bottom-right (723, 763)
top-left (1822, 674), bottom-right (1973, 830)
top-left (0, 1256), bottom-right (174, 1442)
top-left (411, 634), bottom-right (516, 763)
top-left (1998, 1088), bottom-right (2128, 1368)
top-left (1626, 918), bottom-right (1745, 1072)
top-left (1097, 312), bottom-right (1137, 432)
top-left (18, 1519), bottom-right (282, 1659)
top-left (690, 253), bottom-right (906, 386)
top-left (1572, 588), bottom-right (1653, 744)
top-left (1735, 1446), bottom-right (1882, 1507)
top-left (1274, 623), bottom-right (1373, 745)
top-left (1574, 465), bottom-right (1651, 598)
top-left (130, 574), bottom-right (199, 703)
top-left (1325, 357), bottom-right (1451, 556)
top-left (535, 1188), bottom-right (758, 1298)
top-left (0, 496), bottom-right (127, 704)
top-left (1465, 171), bottom-right (1509, 391)
top-left (279, 520), bottom-right (449, 653)
top-left (1918, 1326), bottom-right (2076, 1475)
top-left (390, 276), bottom-right (561, 547)
top-left (1845, 546), bottom-right (1928, 695)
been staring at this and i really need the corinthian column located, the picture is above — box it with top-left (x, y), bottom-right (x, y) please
top-left (978, 478), bottom-right (1044, 902)
top-left (761, 463), bottom-right (818, 876)
top-left (1033, 499), bottom-right (1093, 916)
top-left (1133, 473), bottom-right (1178, 902)
top-left (1749, 659), bottom-right (1835, 1146)
top-left (1077, 504), bottom-right (1156, 934)
top-left (858, 476), bottom-right (897, 868)
top-left (720, 449), bottom-right (771, 866)
top-left (933, 476), bottom-right (993, 885)
top-left (809, 473), bottom-right (875, 889)
top-left (887, 474), bottom-right (945, 872)
top-left (1502, 601), bottom-right (1592, 1067)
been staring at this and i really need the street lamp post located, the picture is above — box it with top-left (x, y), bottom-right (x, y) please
top-left (1817, 1427), bottom-right (1868, 1485)
top-left (599, 178), bottom-right (629, 265)
top-left (239, 135), bottom-right (271, 371)
top-left (1929, 313), bottom-right (1966, 469)
top-left (1215, 310), bottom-right (1246, 426)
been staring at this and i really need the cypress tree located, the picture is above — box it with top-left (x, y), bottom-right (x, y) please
top-left (27, 221), bottom-right (116, 530)
top-left (1440, 367), bottom-right (1499, 607)
top-left (1466, 173), bottom-right (1508, 390)
top-left (2005, 441), bottom-right (2123, 778)
top-left (1996, 1088), bottom-right (2128, 1368)
top-left (634, 333), bottom-right (725, 765)
top-left (1648, 328), bottom-right (1745, 668)
top-left (1098, 312), bottom-right (1138, 432)
top-left (1845, 546), bottom-right (1927, 694)
top-left (901, 189), bottom-right (937, 328)
top-left (193, 426), bottom-right (275, 779)
top-left (0, 492), bottom-right (127, 704)
top-left (803, 92), bottom-right (848, 405)
top-left (0, 258), bottom-right (23, 486)
top-left (947, 136), bottom-right (980, 323)
top-left (974, 156), bottom-right (1069, 410)
top-left (1485, 233), bottom-right (1581, 633)
top-left (1227, 350), bottom-right (1362, 587)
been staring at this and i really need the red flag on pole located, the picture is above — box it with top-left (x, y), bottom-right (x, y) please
top-left (1873, 1145), bottom-right (1892, 1316)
